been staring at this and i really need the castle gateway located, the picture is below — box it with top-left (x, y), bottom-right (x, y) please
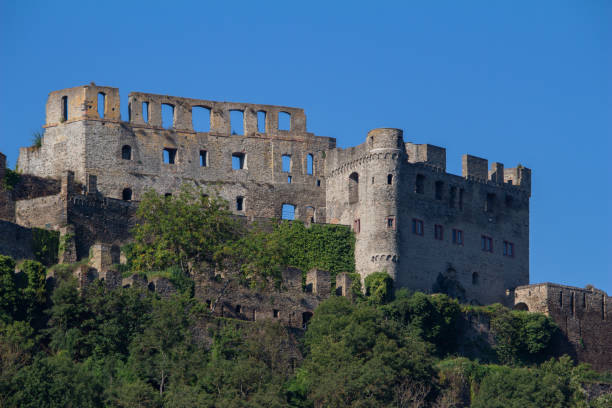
top-left (13, 83), bottom-right (531, 305)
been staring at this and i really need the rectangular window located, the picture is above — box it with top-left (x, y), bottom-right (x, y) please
top-left (232, 153), bottom-right (246, 170)
top-left (282, 154), bottom-right (291, 172)
top-left (503, 241), bottom-right (514, 257)
top-left (481, 235), bottom-right (493, 252)
top-left (236, 196), bottom-right (244, 211)
top-left (200, 150), bottom-right (208, 167)
top-left (287, 175), bottom-right (292, 184)
top-left (163, 148), bottom-right (177, 164)
top-left (307, 154), bottom-right (313, 175)
top-left (485, 193), bottom-right (496, 212)
top-left (416, 174), bottom-right (425, 194)
top-left (452, 229), bottom-right (464, 245)
top-left (61, 96), bottom-right (68, 121)
top-left (412, 219), bottom-right (423, 236)
top-left (387, 216), bottom-right (396, 230)
top-left (354, 219), bottom-right (360, 233)
top-left (434, 224), bottom-right (444, 240)
top-left (435, 181), bottom-right (444, 200)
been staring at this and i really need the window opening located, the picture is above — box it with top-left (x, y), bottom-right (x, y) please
top-left (316, 179), bottom-right (321, 187)
top-left (200, 150), bottom-right (208, 167)
top-left (434, 224), bottom-right (444, 240)
top-left (505, 194), bottom-right (513, 208)
top-left (559, 291), bottom-right (563, 307)
top-left (122, 188), bottom-right (132, 201)
top-left (98, 92), bottom-right (106, 118)
top-left (61, 96), bottom-right (68, 121)
top-left (348, 172), bottom-right (359, 204)
top-left (387, 174), bottom-right (393, 185)
top-left (435, 181), bottom-right (444, 200)
top-left (412, 219), bottom-right (423, 235)
top-left (387, 217), bottom-right (396, 230)
top-left (485, 193), bottom-right (496, 212)
top-left (282, 154), bottom-right (291, 172)
top-left (121, 145), bottom-right (132, 160)
top-left (230, 110), bottom-right (244, 135)
top-left (459, 188), bottom-right (464, 210)
top-left (257, 111), bottom-right (266, 133)
top-left (128, 102), bottom-right (132, 121)
top-left (302, 311), bottom-right (313, 328)
top-left (371, 177), bottom-right (375, 184)
top-left (503, 241), bottom-right (514, 257)
top-left (236, 196), bottom-right (244, 211)
top-left (163, 148), bottom-right (177, 164)
top-left (287, 175), bottom-right (292, 183)
top-left (306, 206), bottom-right (315, 223)
top-left (416, 174), bottom-right (425, 194)
top-left (192, 106), bottom-right (211, 132)
top-left (452, 229), bottom-right (464, 245)
top-left (281, 204), bottom-right (295, 220)
top-left (354, 219), bottom-right (360, 233)
top-left (142, 102), bottom-right (149, 123)
top-left (307, 154), bottom-right (313, 175)
top-left (161, 103), bottom-right (174, 129)
top-left (278, 111), bottom-right (291, 130)
top-left (472, 272), bottom-right (480, 285)
top-left (273, 309), bottom-right (279, 318)
top-left (232, 153), bottom-right (246, 170)
top-left (481, 235), bottom-right (493, 252)
top-left (235, 305), bottom-right (242, 314)
top-left (449, 186), bottom-right (457, 208)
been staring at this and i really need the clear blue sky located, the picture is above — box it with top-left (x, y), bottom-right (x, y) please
top-left (1, 1), bottom-right (610, 293)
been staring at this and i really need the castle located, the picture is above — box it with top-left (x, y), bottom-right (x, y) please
top-left (0, 83), bottom-right (609, 370)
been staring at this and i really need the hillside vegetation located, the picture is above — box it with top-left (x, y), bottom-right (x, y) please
top-left (0, 187), bottom-right (610, 407)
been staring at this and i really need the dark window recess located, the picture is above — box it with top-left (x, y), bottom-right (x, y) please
top-left (503, 241), bottom-right (514, 257)
top-left (412, 219), bottom-right (423, 236)
top-left (302, 311), bottom-right (313, 327)
top-left (452, 229), bottom-right (464, 245)
top-left (257, 111), bottom-right (266, 133)
top-left (371, 176), bottom-right (375, 184)
top-left (165, 193), bottom-right (172, 198)
top-left (278, 111), bottom-right (291, 130)
top-left (200, 150), bottom-right (208, 167)
top-left (435, 181), bottom-right (444, 200)
top-left (282, 155), bottom-right (291, 172)
top-left (287, 175), bottom-right (292, 184)
top-left (416, 174), bottom-right (425, 194)
top-left (505, 194), bottom-right (513, 208)
top-left (61, 96), bottom-right (68, 121)
top-left (449, 186), bottom-right (457, 208)
top-left (481, 236), bottom-right (493, 252)
top-left (161, 103), bottom-right (174, 129)
top-left (485, 193), bottom-right (496, 212)
top-left (387, 174), bottom-right (393, 185)
top-left (163, 148), bottom-right (177, 164)
top-left (307, 154), bottom-right (314, 175)
top-left (232, 153), bottom-right (245, 169)
top-left (192, 106), bottom-right (211, 132)
top-left (235, 305), bottom-right (242, 314)
top-left (281, 204), bottom-right (295, 220)
top-left (387, 217), bottom-right (396, 230)
top-left (316, 179), bottom-right (321, 187)
top-left (122, 188), bottom-right (132, 201)
top-left (121, 145), bottom-right (132, 160)
top-left (236, 196), bottom-right (244, 211)
top-left (354, 219), bottom-right (360, 233)
top-left (472, 272), bottom-right (480, 285)
top-left (434, 224), bottom-right (444, 240)
top-left (273, 309), bottom-right (280, 318)
top-left (348, 172), bottom-right (359, 204)
top-left (142, 102), bottom-right (149, 123)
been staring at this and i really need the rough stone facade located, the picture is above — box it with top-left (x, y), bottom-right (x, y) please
top-left (2, 83), bottom-right (533, 305)
top-left (514, 283), bottom-right (612, 372)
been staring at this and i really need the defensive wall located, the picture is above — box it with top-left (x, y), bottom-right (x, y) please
top-left (6, 83), bottom-right (532, 306)
top-left (514, 283), bottom-right (612, 372)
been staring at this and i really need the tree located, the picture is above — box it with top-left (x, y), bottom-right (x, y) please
top-left (130, 184), bottom-right (243, 276)
top-left (0, 255), bottom-right (18, 323)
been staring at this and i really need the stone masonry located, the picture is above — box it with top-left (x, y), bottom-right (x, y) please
top-left (3, 83), bottom-right (532, 305)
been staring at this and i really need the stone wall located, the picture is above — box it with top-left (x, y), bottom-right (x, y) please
top-left (514, 283), bottom-right (612, 372)
top-left (0, 220), bottom-right (35, 260)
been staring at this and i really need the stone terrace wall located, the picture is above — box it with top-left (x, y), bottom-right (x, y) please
top-left (515, 283), bottom-right (612, 372)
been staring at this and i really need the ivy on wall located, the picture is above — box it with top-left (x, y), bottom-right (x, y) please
top-left (32, 228), bottom-right (59, 266)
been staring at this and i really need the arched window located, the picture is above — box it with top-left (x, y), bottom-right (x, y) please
top-left (122, 188), bottom-right (132, 201)
top-left (348, 172), bottom-right (359, 204)
top-left (121, 145), bottom-right (132, 160)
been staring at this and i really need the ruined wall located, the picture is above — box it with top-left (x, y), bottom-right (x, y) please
top-left (325, 128), bottom-right (531, 305)
top-left (515, 283), bottom-right (612, 372)
top-left (0, 220), bottom-right (35, 260)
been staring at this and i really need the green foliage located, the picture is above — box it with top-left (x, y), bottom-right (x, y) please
top-left (30, 131), bottom-right (43, 148)
top-left (0, 255), bottom-right (18, 323)
top-left (364, 271), bottom-right (394, 304)
top-left (130, 184), bottom-right (242, 275)
top-left (2, 168), bottom-right (20, 191)
top-left (32, 228), bottom-right (59, 266)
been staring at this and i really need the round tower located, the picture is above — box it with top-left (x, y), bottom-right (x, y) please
top-left (355, 128), bottom-right (404, 283)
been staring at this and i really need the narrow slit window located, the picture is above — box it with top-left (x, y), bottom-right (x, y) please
top-left (200, 150), bottom-right (208, 167)
top-left (61, 96), bottom-right (68, 122)
top-left (278, 111), bottom-right (291, 130)
top-left (142, 102), bottom-right (149, 123)
top-left (257, 111), bottom-right (266, 133)
top-left (232, 153), bottom-right (245, 170)
top-left (281, 204), bottom-right (295, 220)
top-left (307, 154), bottom-right (313, 175)
top-left (192, 106), bottom-right (211, 132)
top-left (412, 219), bottom-right (423, 235)
top-left (452, 229), bottom-right (464, 245)
top-left (282, 155), bottom-right (291, 172)
top-left (161, 103), bottom-right (174, 129)
top-left (98, 92), bottom-right (106, 118)
top-left (163, 148), bottom-right (177, 164)
top-left (230, 110), bottom-right (244, 135)
top-left (387, 174), bottom-right (393, 185)
top-left (354, 219), bottom-right (360, 233)
top-left (316, 179), bottom-right (321, 187)
top-left (236, 196), bottom-right (244, 211)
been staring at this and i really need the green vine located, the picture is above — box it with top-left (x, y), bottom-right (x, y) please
top-left (32, 228), bottom-right (59, 266)
top-left (2, 169), bottom-right (20, 191)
